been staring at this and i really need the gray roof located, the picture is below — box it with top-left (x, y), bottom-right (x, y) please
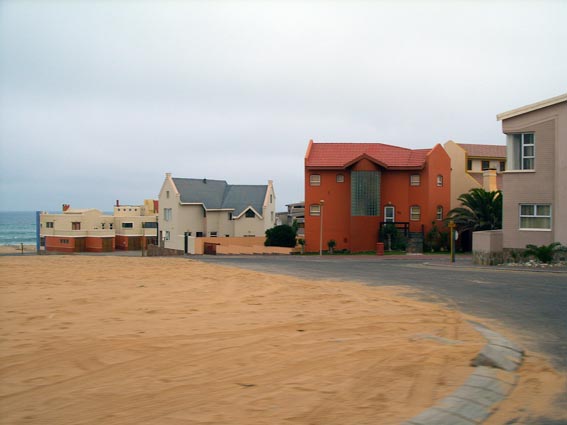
top-left (172, 178), bottom-right (267, 216)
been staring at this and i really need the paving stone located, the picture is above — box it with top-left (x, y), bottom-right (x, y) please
top-left (438, 396), bottom-right (492, 423)
top-left (402, 407), bottom-right (475, 425)
top-left (473, 328), bottom-right (524, 353)
top-left (471, 344), bottom-right (522, 371)
top-left (472, 366), bottom-right (518, 386)
top-left (463, 374), bottom-right (514, 396)
top-left (451, 385), bottom-right (507, 407)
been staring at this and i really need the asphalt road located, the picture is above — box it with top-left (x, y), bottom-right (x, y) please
top-left (195, 254), bottom-right (567, 371)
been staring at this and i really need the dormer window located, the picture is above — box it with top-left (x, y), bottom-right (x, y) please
top-left (245, 209), bottom-right (256, 218)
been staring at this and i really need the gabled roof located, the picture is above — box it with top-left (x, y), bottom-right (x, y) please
top-left (497, 93), bottom-right (567, 121)
top-left (305, 141), bottom-right (430, 169)
top-left (171, 178), bottom-right (267, 216)
top-left (457, 143), bottom-right (506, 159)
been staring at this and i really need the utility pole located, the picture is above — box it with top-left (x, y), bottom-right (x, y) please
top-left (319, 200), bottom-right (325, 256)
top-left (448, 220), bottom-right (456, 263)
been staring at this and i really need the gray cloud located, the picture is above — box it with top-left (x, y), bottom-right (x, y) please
top-left (1, 0), bottom-right (566, 211)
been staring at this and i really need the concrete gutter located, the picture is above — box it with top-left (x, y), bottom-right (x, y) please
top-left (403, 321), bottom-right (524, 425)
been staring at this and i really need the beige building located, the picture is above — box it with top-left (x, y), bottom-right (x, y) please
top-left (158, 173), bottom-right (276, 252)
top-left (444, 141), bottom-right (506, 210)
top-left (497, 93), bottom-right (567, 249)
top-left (40, 201), bottom-right (158, 252)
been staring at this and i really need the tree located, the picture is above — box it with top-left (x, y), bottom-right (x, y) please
top-left (265, 225), bottom-right (297, 247)
top-left (446, 188), bottom-right (502, 231)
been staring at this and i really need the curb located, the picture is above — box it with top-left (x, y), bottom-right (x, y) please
top-left (402, 321), bottom-right (524, 425)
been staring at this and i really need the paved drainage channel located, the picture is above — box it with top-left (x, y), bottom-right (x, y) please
top-left (403, 321), bottom-right (524, 425)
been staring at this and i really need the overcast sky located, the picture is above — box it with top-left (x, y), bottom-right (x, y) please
top-left (1, 0), bottom-right (566, 212)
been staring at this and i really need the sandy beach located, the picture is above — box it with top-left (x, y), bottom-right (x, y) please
top-left (0, 256), bottom-right (564, 424)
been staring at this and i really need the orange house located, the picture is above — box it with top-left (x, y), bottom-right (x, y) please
top-left (304, 140), bottom-right (451, 253)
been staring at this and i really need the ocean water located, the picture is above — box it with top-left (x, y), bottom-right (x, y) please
top-left (0, 211), bottom-right (38, 246)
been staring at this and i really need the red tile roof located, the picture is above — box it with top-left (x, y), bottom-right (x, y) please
top-left (305, 142), bottom-right (430, 169)
top-left (457, 143), bottom-right (506, 158)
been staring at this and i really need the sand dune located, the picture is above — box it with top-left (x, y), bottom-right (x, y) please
top-left (0, 256), bottom-right (564, 424)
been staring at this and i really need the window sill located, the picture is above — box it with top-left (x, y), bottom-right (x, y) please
top-left (519, 228), bottom-right (552, 232)
top-left (503, 170), bottom-right (536, 174)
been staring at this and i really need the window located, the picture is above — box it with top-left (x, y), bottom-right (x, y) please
top-left (142, 222), bottom-right (157, 228)
top-left (436, 175), bottom-right (443, 187)
top-left (196, 232), bottom-right (204, 237)
top-left (511, 133), bottom-right (535, 170)
top-left (384, 206), bottom-right (395, 223)
top-left (519, 204), bottom-right (551, 230)
top-left (351, 171), bottom-right (381, 216)
top-left (336, 174), bottom-right (345, 183)
top-left (309, 204), bottom-right (321, 216)
top-left (500, 161), bottom-right (506, 172)
top-left (60, 239), bottom-right (69, 244)
top-left (410, 174), bottom-right (420, 186)
top-left (46, 222), bottom-right (54, 228)
top-left (72, 222), bottom-right (81, 230)
top-left (245, 209), bottom-right (255, 218)
top-left (164, 208), bottom-right (172, 221)
top-left (482, 160), bottom-right (490, 170)
top-left (122, 222), bottom-right (134, 228)
top-left (309, 174), bottom-right (321, 186)
top-left (166, 190), bottom-right (170, 199)
top-left (101, 223), bottom-right (105, 230)
top-left (165, 231), bottom-right (170, 240)
top-left (270, 194), bottom-right (273, 203)
top-left (410, 206), bottom-right (421, 221)
top-left (467, 159), bottom-right (472, 171)
top-left (210, 231), bottom-right (217, 237)
top-left (436, 206), bottom-right (443, 220)
top-left (109, 223), bottom-right (114, 230)
top-left (228, 212), bottom-right (233, 220)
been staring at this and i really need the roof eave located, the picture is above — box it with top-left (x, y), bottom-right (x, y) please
top-left (497, 93), bottom-right (567, 121)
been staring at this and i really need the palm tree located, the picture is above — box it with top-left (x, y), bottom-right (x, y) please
top-left (446, 188), bottom-right (502, 231)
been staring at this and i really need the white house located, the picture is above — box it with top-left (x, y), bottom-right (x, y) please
top-left (158, 173), bottom-right (277, 251)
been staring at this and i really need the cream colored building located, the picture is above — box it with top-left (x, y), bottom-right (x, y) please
top-left (40, 201), bottom-right (158, 252)
top-left (444, 141), bottom-right (506, 210)
top-left (158, 173), bottom-right (276, 252)
top-left (497, 93), bottom-right (567, 248)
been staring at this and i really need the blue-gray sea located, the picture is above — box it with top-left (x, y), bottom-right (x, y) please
top-left (0, 211), bottom-right (38, 246)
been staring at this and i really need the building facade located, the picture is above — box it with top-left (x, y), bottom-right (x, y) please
top-left (40, 201), bottom-right (158, 252)
top-left (497, 93), bottom-right (567, 249)
top-left (158, 173), bottom-right (276, 252)
top-left (304, 140), bottom-right (451, 253)
top-left (443, 141), bottom-right (506, 210)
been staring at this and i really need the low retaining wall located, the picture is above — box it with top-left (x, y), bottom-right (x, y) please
top-left (194, 237), bottom-right (292, 255)
top-left (472, 230), bottom-right (503, 265)
top-left (147, 245), bottom-right (184, 257)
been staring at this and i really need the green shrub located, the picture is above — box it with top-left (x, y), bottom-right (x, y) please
top-left (265, 225), bottom-right (297, 247)
top-left (524, 242), bottom-right (564, 263)
top-left (379, 224), bottom-right (407, 251)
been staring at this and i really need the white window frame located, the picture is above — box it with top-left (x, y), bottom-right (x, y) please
top-left (310, 174), bottom-right (321, 186)
top-left (309, 204), bottom-right (321, 216)
top-left (384, 206), bottom-right (395, 222)
top-left (511, 133), bottom-right (535, 170)
top-left (410, 174), bottom-right (421, 186)
top-left (165, 230), bottom-right (170, 240)
top-left (436, 175), bottom-right (443, 187)
top-left (336, 174), bottom-right (345, 183)
top-left (519, 204), bottom-right (551, 230)
top-left (410, 206), bottom-right (421, 221)
top-left (436, 206), bottom-right (443, 221)
top-left (164, 208), bottom-right (172, 222)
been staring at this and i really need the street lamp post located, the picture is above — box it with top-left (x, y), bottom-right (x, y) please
top-left (319, 200), bottom-right (325, 256)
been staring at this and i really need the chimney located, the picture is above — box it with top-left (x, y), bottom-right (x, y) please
top-left (166, 172), bottom-right (172, 179)
top-left (483, 169), bottom-right (498, 192)
top-left (62, 204), bottom-right (70, 212)
top-left (116, 200), bottom-right (120, 207)
top-left (203, 178), bottom-right (207, 184)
